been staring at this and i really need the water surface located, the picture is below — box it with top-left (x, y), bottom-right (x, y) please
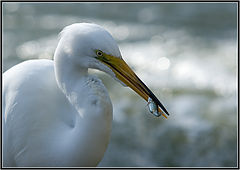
top-left (2, 2), bottom-right (237, 167)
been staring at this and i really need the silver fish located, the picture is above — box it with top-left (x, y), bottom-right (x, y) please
top-left (147, 97), bottom-right (161, 117)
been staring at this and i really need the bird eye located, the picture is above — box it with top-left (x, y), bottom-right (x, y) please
top-left (96, 50), bottom-right (103, 57)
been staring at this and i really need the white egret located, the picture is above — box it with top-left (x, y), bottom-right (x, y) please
top-left (3, 23), bottom-right (169, 167)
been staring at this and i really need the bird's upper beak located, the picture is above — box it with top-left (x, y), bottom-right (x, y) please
top-left (95, 51), bottom-right (169, 119)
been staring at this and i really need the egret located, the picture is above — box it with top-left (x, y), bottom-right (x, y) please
top-left (3, 23), bottom-right (169, 167)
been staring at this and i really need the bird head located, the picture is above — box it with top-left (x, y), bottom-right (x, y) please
top-left (55, 23), bottom-right (169, 118)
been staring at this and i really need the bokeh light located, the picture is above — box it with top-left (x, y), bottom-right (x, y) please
top-left (2, 2), bottom-right (237, 167)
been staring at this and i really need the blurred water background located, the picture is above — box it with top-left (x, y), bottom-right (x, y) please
top-left (2, 2), bottom-right (238, 167)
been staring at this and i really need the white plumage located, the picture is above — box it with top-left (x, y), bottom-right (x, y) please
top-left (3, 23), bottom-right (169, 167)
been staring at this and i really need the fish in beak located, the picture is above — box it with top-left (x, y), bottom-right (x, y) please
top-left (95, 50), bottom-right (169, 119)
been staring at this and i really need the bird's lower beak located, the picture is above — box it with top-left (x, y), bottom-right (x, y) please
top-left (97, 54), bottom-right (169, 119)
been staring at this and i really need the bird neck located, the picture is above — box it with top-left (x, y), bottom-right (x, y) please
top-left (54, 50), bottom-right (88, 106)
top-left (53, 46), bottom-right (112, 119)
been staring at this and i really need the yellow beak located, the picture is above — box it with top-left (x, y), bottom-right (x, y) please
top-left (96, 51), bottom-right (169, 119)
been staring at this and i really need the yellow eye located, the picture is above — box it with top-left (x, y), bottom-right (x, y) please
top-left (96, 50), bottom-right (103, 57)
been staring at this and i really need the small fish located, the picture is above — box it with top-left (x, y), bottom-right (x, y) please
top-left (147, 97), bottom-right (161, 117)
